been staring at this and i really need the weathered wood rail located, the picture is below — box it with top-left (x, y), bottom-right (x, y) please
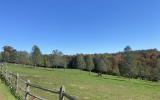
top-left (0, 63), bottom-right (76, 100)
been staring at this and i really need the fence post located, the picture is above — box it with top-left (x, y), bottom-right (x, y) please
top-left (8, 72), bottom-right (11, 84)
top-left (1, 65), bottom-right (4, 75)
top-left (59, 86), bottom-right (65, 100)
top-left (0, 64), bottom-right (2, 73)
top-left (24, 80), bottom-right (30, 100)
top-left (5, 70), bottom-right (8, 81)
top-left (16, 73), bottom-right (19, 93)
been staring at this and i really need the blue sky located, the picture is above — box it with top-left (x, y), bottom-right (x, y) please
top-left (0, 0), bottom-right (160, 54)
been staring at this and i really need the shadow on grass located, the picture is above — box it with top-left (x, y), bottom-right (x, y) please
top-left (93, 74), bottom-right (160, 87)
top-left (12, 64), bottom-right (160, 87)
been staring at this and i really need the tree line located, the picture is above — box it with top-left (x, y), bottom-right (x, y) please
top-left (0, 45), bottom-right (160, 81)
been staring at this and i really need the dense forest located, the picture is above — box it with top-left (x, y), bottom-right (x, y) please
top-left (0, 45), bottom-right (160, 81)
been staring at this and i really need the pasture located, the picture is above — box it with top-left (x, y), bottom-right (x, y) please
top-left (6, 63), bottom-right (160, 100)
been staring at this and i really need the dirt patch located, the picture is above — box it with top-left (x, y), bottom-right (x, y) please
top-left (83, 97), bottom-right (89, 99)
top-left (70, 84), bottom-right (87, 90)
top-left (79, 86), bottom-right (85, 89)
top-left (0, 93), bottom-right (6, 100)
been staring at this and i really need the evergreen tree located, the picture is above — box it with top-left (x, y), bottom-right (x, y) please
top-left (31, 45), bottom-right (43, 67)
top-left (2, 46), bottom-right (17, 63)
top-left (124, 46), bottom-right (132, 52)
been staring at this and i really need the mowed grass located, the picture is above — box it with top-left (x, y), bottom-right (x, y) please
top-left (6, 63), bottom-right (160, 100)
top-left (0, 80), bottom-right (16, 100)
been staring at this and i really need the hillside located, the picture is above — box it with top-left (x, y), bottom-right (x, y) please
top-left (5, 63), bottom-right (160, 100)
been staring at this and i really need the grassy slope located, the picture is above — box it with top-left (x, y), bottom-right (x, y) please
top-left (7, 64), bottom-right (160, 100)
top-left (0, 80), bottom-right (16, 100)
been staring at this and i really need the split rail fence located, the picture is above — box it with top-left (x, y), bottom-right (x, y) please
top-left (0, 63), bottom-right (76, 100)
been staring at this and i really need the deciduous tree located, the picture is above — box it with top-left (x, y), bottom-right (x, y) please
top-left (85, 55), bottom-right (94, 75)
top-left (76, 54), bottom-right (86, 71)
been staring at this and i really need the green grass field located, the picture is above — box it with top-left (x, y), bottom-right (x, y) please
top-left (6, 64), bottom-right (160, 100)
top-left (0, 80), bottom-right (16, 100)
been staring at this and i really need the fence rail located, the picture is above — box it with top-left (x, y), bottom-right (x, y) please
top-left (0, 63), bottom-right (76, 100)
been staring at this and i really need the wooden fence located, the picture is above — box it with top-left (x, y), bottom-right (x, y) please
top-left (0, 63), bottom-right (76, 100)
